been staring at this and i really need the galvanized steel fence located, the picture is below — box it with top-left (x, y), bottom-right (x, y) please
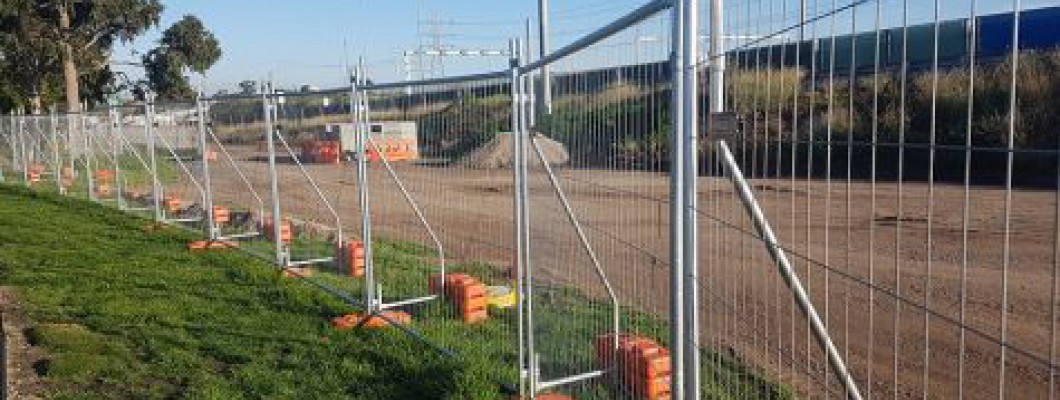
top-left (2, 0), bottom-right (1059, 399)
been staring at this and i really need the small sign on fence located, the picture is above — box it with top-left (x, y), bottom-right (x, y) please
top-left (705, 112), bottom-right (741, 141)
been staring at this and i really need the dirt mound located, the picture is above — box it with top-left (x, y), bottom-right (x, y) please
top-left (456, 132), bottom-right (569, 169)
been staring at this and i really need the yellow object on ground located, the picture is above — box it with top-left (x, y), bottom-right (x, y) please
top-left (487, 285), bottom-right (516, 309)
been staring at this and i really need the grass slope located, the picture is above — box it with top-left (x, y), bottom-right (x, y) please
top-left (0, 185), bottom-right (501, 399)
top-left (0, 184), bottom-right (789, 399)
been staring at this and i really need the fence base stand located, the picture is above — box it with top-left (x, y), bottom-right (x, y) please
top-left (141, 222), bottom-right (169, 234)
top-left (187, 240), bottom-right (239, 252)
top-left (281, 267), bottom-right (314, 278)
top-left (333, 311), bottom-right (413, 330)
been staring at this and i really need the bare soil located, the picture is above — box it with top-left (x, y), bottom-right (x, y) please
top-left (1, 287), bottom-right (44, 400)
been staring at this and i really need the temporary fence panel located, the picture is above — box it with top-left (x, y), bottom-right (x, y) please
top-left (107, 105), bottom-right (161, 216)
top-left (199, 97), bottom-right (267, 246)
top-left (512, 2), bottom-right (691, 396)
top-left (254, 89), bottom-right (348, 274)
top-left (202, 95), bottom-right (278, 260)
top-left (361, 73), bottom-right (511, 317)
top-left (144, 101), bottom-right (208, 236)
top-left (693, 0), bottom-right (1060, 398)
top-left (17, 114), bottom-right (61, 192)
top-left (0, 114), bottom-right (16, 182)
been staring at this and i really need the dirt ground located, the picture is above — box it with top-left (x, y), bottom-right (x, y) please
top-left (168, 144), bottom-right (1059, 399)
top-left (1, 287), bottom-right (44, 399)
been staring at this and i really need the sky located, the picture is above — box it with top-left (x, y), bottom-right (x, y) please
top-left (113, 0), bottom-right (649, 93)
top-left (113, 0), bottom-right (1057, 94)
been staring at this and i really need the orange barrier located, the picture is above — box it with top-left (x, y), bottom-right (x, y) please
top-left (318, 141), bottom-right (341, 164)
top-left (212, 206), bottom-right (230, 225)
top-left (91, 170), bottom-right (113, 195)
top-left (300, 140), bottom-right (342, 164)
top-left (455, 280), bottom-right (489, 324)
top-left (94, 169), bottom-right (114, 183)
top-left (164, 196), bottom-right (181, 213)
top-left (263, 218), bottom-right (293, 243)
top-left (27, 164), bottom-right (45, 183)
top-left (429, 272), bottom-right (469, 296)
top-left (335, 240), bottom-right (366, 277)
top-left (332, 311), bottom-right (412, 330)
top-left (430, 273), bottom-right (489, 324)
top-left (364, 140), bottom-right (418, 163)
top-left (594, 334), bottom-right (673, 400)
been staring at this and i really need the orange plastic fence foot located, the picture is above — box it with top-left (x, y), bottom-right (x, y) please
top-left (429, 273), bottom-right (490, 324)
top-left (281, 267), bottom-right (313, 278)
top-left (594, 333), bottom-right (673, 400)
top-left (331, 311), bottom-right (412, 330)
top-left (335, 241), bottom-right (366, 277)
top-left (187, 240), bottom-right (239, 251)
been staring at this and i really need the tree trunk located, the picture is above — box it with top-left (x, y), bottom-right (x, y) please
top-left (58, 3), bottom-right (80, 113)
top-left (29, 94), bottom-right (42, 115)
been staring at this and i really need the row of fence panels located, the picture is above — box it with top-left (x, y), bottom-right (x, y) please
top-left (1, 0), bottom-right (1059, 398)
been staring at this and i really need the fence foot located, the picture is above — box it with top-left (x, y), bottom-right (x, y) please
top-left (332, 311), bottom-right (412, 330)
top-left (187, 240), bottom-right (238, 252)
top-left (281, 266), bottom-right (314, 278)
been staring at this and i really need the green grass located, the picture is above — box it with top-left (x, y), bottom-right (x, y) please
top-left (0, 184), bottom-right (790, 399)
top-left (0, 185), bottom-right (504, 399)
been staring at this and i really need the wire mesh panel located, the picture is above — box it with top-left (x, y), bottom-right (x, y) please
top-left (199, 97), bottom-right (271, 255)
top-left (203, 90), bottom-right (353, 276)
top-left (17, 114), bottom-right (62, 193)
top-left (0, 114), bottom-right (16, 183)
top-left (515, 9), bottom-right (688, 398)
top-left (205, 95), bottom-right (279, 260)
top-left (696, 0), bottom-right (1060, 398)
top-left (362, 76), bottom-right (521, 385)
top-left (107, 105), bottom-right (159, 217)
top-left (82, 109), bottom-right (124, 204)
top-left (145, 101), bottom-right (207, 234)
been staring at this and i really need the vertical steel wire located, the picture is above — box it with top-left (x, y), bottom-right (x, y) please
top-left (999, 0), bottom-right (1021, 397)
top-left (922, 0), bottom-right (943, 396)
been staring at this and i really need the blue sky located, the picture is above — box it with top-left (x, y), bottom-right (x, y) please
top-left (113, 0), bottom-right (1055, 94)
top-left (114, 0), bottom-right (649, 92)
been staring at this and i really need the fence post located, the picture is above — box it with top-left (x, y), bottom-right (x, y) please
top-left (537, 0), bottom-right (552, 115)
top-left (197, 94), bottom-right (216, 240)
top-left (682, 0), bottom-right (703, 398)
top-left (18, 111), bottom-right (29, 186)
top-left (507, 38), bottom-right (530, 399)
top-left (262, 83), bottom-right (286, 268)
top-left (353, 60), bottom-right (377, 310)
top-left (50, 108), bottom-right (62, 193)
top-left (110, 107), bottom-right (124, 209)
top-left (670, 0), bottom-right (688, 397)
top-left (84, 111), bottom-right (97, 200)
top-left (146, 94), bottom-right (162, 221)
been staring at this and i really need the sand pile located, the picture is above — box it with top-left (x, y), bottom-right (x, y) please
top-left (456, 132), bottom-right (569, 169)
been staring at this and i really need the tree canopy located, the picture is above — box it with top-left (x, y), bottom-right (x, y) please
top-left (142, 15), bottom-right (221, 101)
top-left (0, 1), bottom-right (221, 113)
